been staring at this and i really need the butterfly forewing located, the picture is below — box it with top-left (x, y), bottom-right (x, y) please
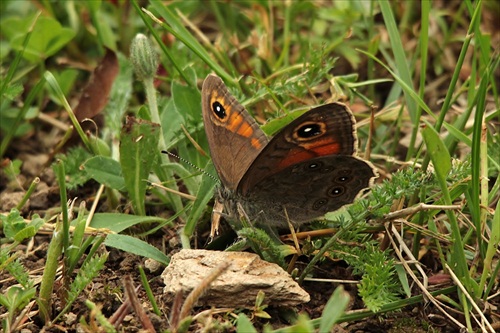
top-left (202, 74), bottom-right (269, 191)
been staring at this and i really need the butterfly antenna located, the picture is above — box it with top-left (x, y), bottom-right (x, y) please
top-left (161, 150), bottom-right (219, 183)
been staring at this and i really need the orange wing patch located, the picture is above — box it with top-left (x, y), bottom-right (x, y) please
top-left (227, 112), bottom-right (244, 133)
top-left (251, 137), bottom-right (264, 150)
top-left (277, 139), bottom-right (341, 169)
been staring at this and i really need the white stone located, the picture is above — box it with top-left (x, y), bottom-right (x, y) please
top-left (162, 249), bottom-right (310, 308)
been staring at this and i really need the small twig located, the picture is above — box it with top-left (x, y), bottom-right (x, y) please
top-left (38, 112), bottom-right (70, 131)
top-left (180, 124), bottom-right (208, 157)
top-left (280, 228), bottom-right (337, 241)
top-left (192, 308), bottom-right (235, 321)
top-left (142, 8), bottom-right (163, 26)
top-left (86, 184), bottom-right (105, 228)
top-left (149, 181), bottom-right (196, 201)
top-left (384, 203), bottom-right (462, 220)
top-left (365, 104), bottom-right (376, 160)
top-left (10, 300), bottom-right (36, 332)
top-left (285, 208), bottom-right (301, 274)
top-left (389, 223), bottom-right (428, 288)
top-left (303, 277), bottom-right (360, 284)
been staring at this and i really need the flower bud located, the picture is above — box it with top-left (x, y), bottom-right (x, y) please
top-left (130, 33), bottom-right (158, 80)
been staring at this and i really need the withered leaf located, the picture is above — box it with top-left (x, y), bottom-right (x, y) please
top-left (74, 48), bottom-right (119, 122)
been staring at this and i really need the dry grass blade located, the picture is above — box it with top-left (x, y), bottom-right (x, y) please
top-left (123, 277), bottom-right (155, 333)
top-left (169, 291), bottom-right (184, 331)
top-left (169, 261), bottom-right (230, 332)
top-left (109, 284), bottom-right (141, 328)
top-left (445, 263), bottom-right (495, 333)
top-left (386, 223), bottom-right (465, 329)
top-left (179, 261), bottom-right (230, 319)
top-left (85, 184), bottom-right (105, 228)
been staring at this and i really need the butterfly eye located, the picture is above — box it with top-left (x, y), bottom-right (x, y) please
top-left (336, 176), bottom-right (351, 182)
top-left (212, 101), bottom-right (226, 119)
top-left (308, 162), bottom-right (322, 169)
top-left (297, 123), bottom-right (322, 138)
top-left (335, 169), bottom-right (352, 182)
top-left (313, 198), bottom-right (328, 210)
top-left (306, 161), bottom-right (333, 173)
top-left (329, 186), bottom-right (344, 197)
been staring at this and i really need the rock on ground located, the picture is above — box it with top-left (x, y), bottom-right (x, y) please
top-left (162, 249), bottom-right (310, 308)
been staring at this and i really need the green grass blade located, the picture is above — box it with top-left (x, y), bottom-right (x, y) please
top-left (421, 123), bottom-right (469, 288)
top-left (478, 173), bottom-right (500, 297)
top-left (378, 1), bottom-right (417, 123)
top-left (85, 0), bottom-right (116, 51)
top-left (358, 50), bottom-right (435, 120)
top-left (468, 56), bottom-right (495, 261)
top-left (406, 0), bottom-right (429, 160)
top-left (37, 221), bottom-right (63, 323)
top-left (44, 71), bottom-right (93, 153)
top-left (182, 163), bottom-right (218, 241)
top-left (147, 0), bottom-right (235, 86)
top-left (434, 0), bottom-right (481, 131)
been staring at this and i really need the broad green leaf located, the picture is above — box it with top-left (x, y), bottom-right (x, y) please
top-left (236, 313), bottom-right (257, 333)
top-left (89, 213), bottom-right (172, 233)
top-left (83, 156), bottom-right (125, 191)
top-left (13, 215), bottom-right (45, 242)
top-left (8, 16), bottom-right (75, 63)
top-left (104, 234), bottom-right (169, 265)
top-left (171, 76), bottom-right (201, 122)
top-left (319, 286), bottom-right (350, 332)
top-left (119, 117), bottom-right (160, 215)
top-left (261, 108), bottom-right (308, 136)
top-left (421, 123), bottom-right (451, 180)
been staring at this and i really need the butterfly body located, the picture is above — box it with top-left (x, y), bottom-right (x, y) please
top-left (202, 74), bottom-right (377, 227)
